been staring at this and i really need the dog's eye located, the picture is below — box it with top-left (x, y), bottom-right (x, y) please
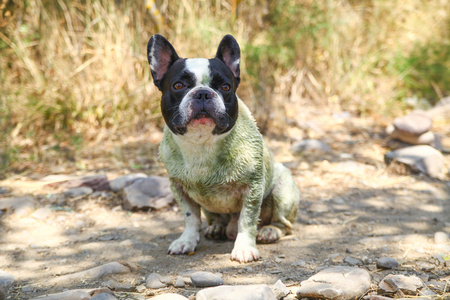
top-left (173, 82), bottom-right (184, 90)
top-left (221, 84), bottom-right (230, 92)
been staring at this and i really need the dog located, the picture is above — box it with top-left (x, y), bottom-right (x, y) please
top-left (147, 34), bottom-right (300, 263)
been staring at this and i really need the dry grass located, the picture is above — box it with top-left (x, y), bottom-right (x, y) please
top-left (0, 0), bottom-right (449, 173)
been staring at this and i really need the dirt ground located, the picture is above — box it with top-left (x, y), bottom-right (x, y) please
top-left (1, 109), bottom-right (449, 299)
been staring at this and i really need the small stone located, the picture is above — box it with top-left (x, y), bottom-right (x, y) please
top-left (136, 285), bottom-right (147, 293)
top-left (296, 266), bottom-right (371, 300)
top-left (427, 280), bottom-right (446, 293)
top-left (291, 139), bottom-right (331, 154)
top-left (174, 276), bottom-right (185, 288)
top-left (272, 280), bottom-right (290, 299)
top-left (393, 112), bottom-right (432, 135)
top-left (122, 176), bottom-right (174, 211)
top-left (376, 257), bottom-right (399, 269)
top-left (0, 271), bottom-right (16, 288)
top-left (151, 294), bottom-right (189, 300)
top-left (109, 173), bottom-right (148, 192)
top-left (196, 284), bottom-right (276, 300)
top-left (30, 207), bottom-right (52, 220)
top-left (64, 186), bottom-right (93, 198)
top-left (329, 254), bottom-right (344, 263)
top-left (378, 274), bottom-right (424, 295)
top-left (0, 196), bottom-right (36, 216)
top-left (190, 271), bottom-right (223, 287)
top-left (384, 145), bottom-right (445, 178)
top-left (145, 273), bottom-right (166, 289)
top-left (344, 256), bottom-right (361, 266)
top-left (434, 232), bottom-right (449, 244)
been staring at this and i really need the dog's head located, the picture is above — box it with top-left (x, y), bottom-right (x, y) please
top-left (147, 35), bottom-right (240, 135)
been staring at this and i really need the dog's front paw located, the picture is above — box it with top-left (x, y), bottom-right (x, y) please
top-left (230, 233), bottom-right (260, 263)
top-left (168, 235), bottom-right (198, 255)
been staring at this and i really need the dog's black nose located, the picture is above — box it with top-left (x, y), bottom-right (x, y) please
top-left (193, 89), bottom-right (213, 101)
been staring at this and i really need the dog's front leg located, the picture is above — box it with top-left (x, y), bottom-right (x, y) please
top-left (168, 183), bottom-right (201, 255)
top-left (231, 182), bottom-right (263, 263)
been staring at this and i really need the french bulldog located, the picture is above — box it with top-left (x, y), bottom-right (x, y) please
top-left (147, 34), bottom-right (300, 263)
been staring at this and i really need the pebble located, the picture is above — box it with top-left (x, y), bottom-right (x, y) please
top-left (151, 294), bottom-right (189, 300)
top-left (376, 257), bottom-right (399, 269)
top-left (384, 145), bottom-right (445, 178)
top-left (109, 173), bottom-right (148, 192)
top-left (344, 256), bottom-right (361, 266)
top-left (174, 276), bottom-right (185, 288)
top-left (122, 176), bottom-right (174, 211)
top-left (30, 207), bottom-right (52, 220)
top-left (0, 271), bottom-right (16, 288)
top-left (272, 280), bottom-right (290, 299)
top-left (393, 112), bottom-right (432, 135)
top-left (190, 271), bottom-right (223, 287)
top-left (296, 266), bottom-right (371, 300)
top-left (64, 186), bottom-right (93, 198)
top-left (0, 196), bottom-right (36, 216)
top-left (434, 231), bottom-right (449, 244)
top-left (146, 273), bottom-right (168, 289)
top-left (291, 139), bottom-right (331, 154)
top-left (196, 284), bottom-right (276, 300)
top-left (378, 274), bottom-right (424, 295)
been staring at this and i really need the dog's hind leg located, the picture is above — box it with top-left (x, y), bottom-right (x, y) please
top-left (203, 209), bottom-right (230, 240)
top-left (257, 163), bottom-right (300, 244)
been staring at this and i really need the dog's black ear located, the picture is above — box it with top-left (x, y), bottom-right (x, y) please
top-left (147, 34), bottom-right (180, 90)
top-left (215, 35), bottom-right (240, 84)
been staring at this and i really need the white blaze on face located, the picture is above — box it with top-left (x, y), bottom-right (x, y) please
top-left (185, 58), bottom-right (211, 86)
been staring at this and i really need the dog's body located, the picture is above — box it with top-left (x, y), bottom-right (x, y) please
top-left (147, 35), bottom-right (300, 262)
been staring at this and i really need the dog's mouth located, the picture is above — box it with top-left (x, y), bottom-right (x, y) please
top-left (188, 111), bottom-right (215, 126)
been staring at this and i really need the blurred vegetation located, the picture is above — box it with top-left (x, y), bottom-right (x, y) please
top-left (0, 0), bottom-right (449, 174)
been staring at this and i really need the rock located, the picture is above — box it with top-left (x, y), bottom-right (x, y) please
top-left (344, 256), bottom-right (361, 266)
top-left (46, 261), bottom-right (132, 286)
top-left (0, 196), bottom-right (36, 216)
top-left (31, 288), bottom-right (113, 300)
top-left (384, 145), bottom-right (445, 178)
top-left (378, 274), bottom-right (424, 295)
top-left (427, 280), bottom-right (447, 293)
top-left (434, 231), bottom-right (449, 244)
top-left (91, 293), bottom-right (118, 300)
top-left (151, 294), bottom-right (189, 300)
top-left (296, 266), bottom-right (371, 300)
top-left (387, 126), bottom-right (437, 146)
top-left (376, 257), bottom-right (399, 269)
top-left (145, 273), bottom-right (172, 289)
top-left (174, 276), bottom-right (185, 288)
top-left (190, 271), bottom-right (223, 288)
top-left (292, 139), bottom-right (331, 154)
top-left (122, 176), bottom-right (174, 211)
top-left (393, 112), bottom-right (432, 135)
top-left (272, 280), bottom-right (290, 299)
top-left (109, 173), bottom-right (148, 192)
top-left (196, 284), bottom-right (276, 300)
top-left (64, 186), bottom-right (93, 198)
top-left (0, 271), bottom-right (16, 288)
top-left (31, 207), bottom-right (52, 220)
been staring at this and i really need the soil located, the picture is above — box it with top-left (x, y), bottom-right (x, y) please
top-left (1, 109), bottom-right (449, 299)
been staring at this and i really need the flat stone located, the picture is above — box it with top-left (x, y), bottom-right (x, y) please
top-left (64, 186), bottom-right (93, 198)
top-left (387, 126), bottom-right (436, 146)
top-left (272, 280), bottom-right (290, 299)
top-left (344, 256), bottom-right (361, 266)
top-left (384, 145), bottom-right (444, 178)
top-left (109, 173), bottom-right (148, 192)
top-left (91, 293), bottom-right (118, 300)
top-left (31, 288), bottom-right (113, 300)
top-left (122, 176), bottom-right (174, 211)
top-left (296, 266), bottom-right (371, 300)
top-left (427, 280), bottom-right (447, 293)
top-left (0, 271), bottom-right (16, 288)
top-left (378, 274), bottom-right (424, 295)
top-left (291, 139), bottom-right (331, 154)
top-left (174, 276), bottom-right (185, 288)
top-left (0, 196), bottom-right (36, 216)
top-left (190, 271), bottom-right (223, 288)
top-left (434, 231), bottom-right (449, 244)
top-left (196, 284), bottom-right (276, 300)
top-left (393, 112), bottom-right (432, 135)
top-left (376, 257), bottom-right (399, 269)
top-left (151, 294), bottom-right (189, 300)
top-left (145, 273), bottom-right (167, 289)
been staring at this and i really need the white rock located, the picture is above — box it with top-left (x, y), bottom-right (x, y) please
top-left (190, 271), bottom-right (223, 287)
top-left (196, 284), bottom-right (276, 300)
top-left (109, 173), bottom-right (147, 192)
top-left (151, 294), bottom-right (189, 300)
